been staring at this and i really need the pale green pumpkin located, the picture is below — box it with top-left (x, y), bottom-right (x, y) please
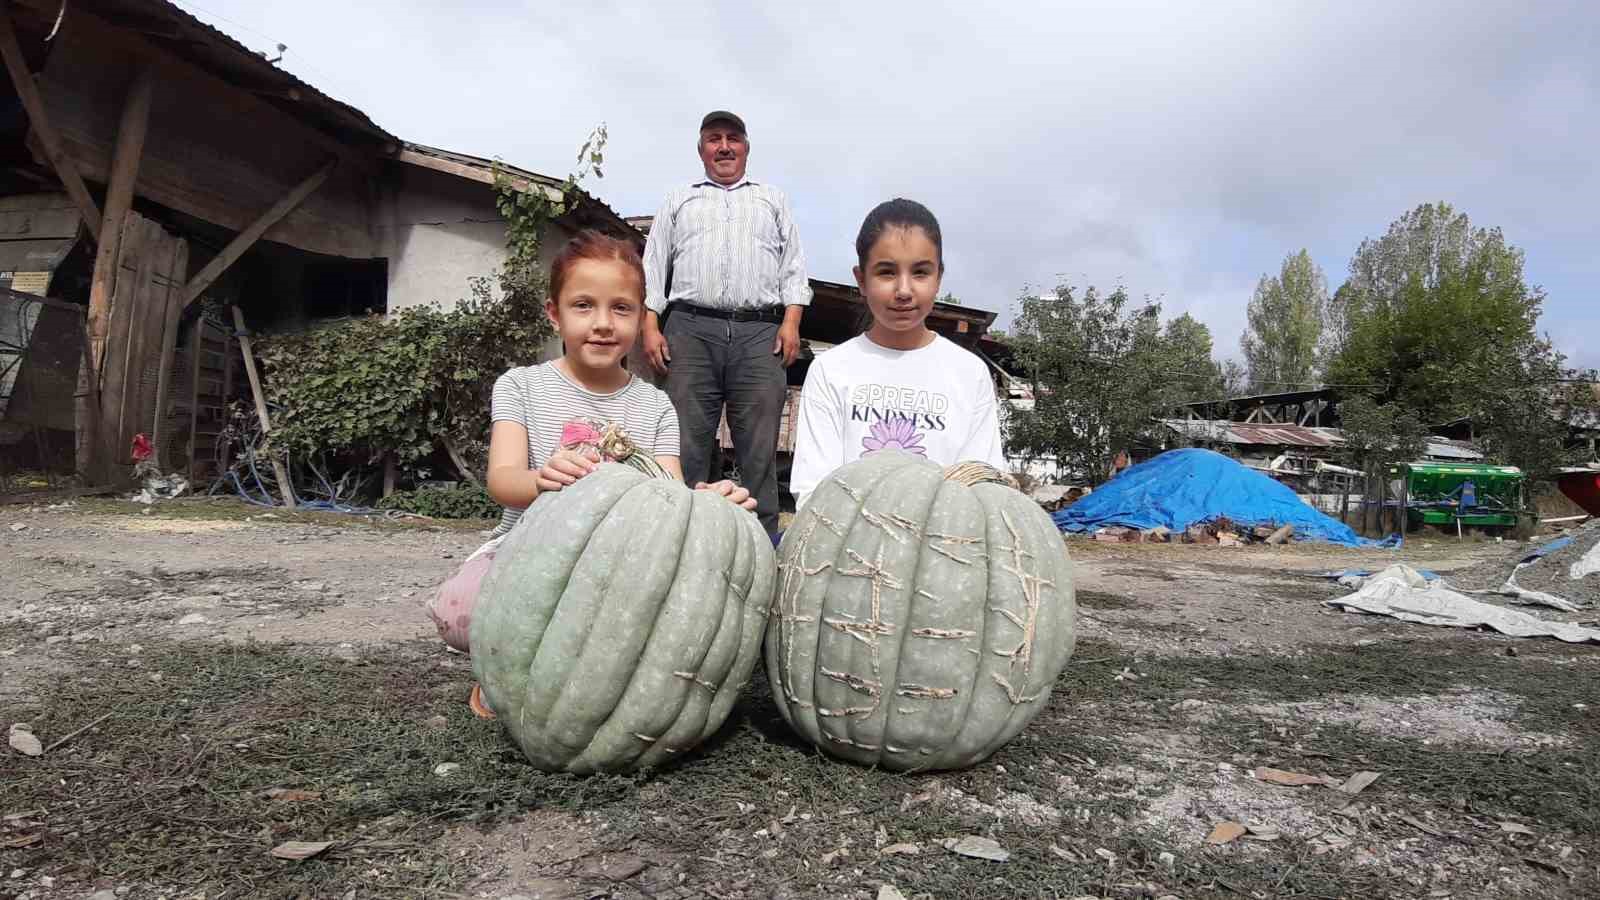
top-left (766, 450), bottom-right (1076, 771)
top-left (470, 436), bottom-right (774, 774)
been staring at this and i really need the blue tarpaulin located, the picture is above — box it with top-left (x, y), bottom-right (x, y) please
top-left (1053, 448), bottom-right (1373, 546)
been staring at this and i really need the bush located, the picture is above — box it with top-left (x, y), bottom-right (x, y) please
top-left (376, 483), bottom-right (501, 520)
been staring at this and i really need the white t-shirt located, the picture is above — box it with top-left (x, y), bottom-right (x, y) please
top-left (790, 333), bottom-right (1007, 510)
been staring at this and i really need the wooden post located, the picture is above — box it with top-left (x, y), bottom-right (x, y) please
top-left (383, 453), bottom-right (397, 498)
top-left (182, 158), bottom-right (336, 309)
top-left (229, 305), bottom-right (296, 508)
top-left (85, 67), bottom-right (153, 377)
top-left (0, 2), bottom-right (103, 241)
top-left (185, 319), bottom-right (202, 481)
top-left (219, 327), bottom-right (234, 473)
top-left (150, 272), bottom-right (186, 468)
top-left (442, 436), bottom-right (481, 488)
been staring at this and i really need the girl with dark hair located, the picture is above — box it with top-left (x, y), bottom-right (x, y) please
top-left (427, 230), bottom-right (754, 677)
top-left (789, 200), bottom-right (1006, 510)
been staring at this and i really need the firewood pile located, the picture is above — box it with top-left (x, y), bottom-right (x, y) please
top-left (1088, 518), bottom-right (1295, 546)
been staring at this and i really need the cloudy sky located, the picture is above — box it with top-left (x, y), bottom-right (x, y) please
top-left (184, 0), bottom-right (1598, 369)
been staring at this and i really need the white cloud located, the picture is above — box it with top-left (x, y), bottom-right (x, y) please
top-left (183, 0), bottom-right (1600, 368)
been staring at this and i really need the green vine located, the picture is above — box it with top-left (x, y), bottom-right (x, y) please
top-left (254, 126), bottom-right (608, 486)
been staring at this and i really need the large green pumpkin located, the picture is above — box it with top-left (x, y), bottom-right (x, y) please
top-left (470, 436), bottom-right (774, 774)
top-left (766, 450), bottom-right (1076, 771)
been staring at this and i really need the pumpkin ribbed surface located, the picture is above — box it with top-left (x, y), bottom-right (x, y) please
top-left (766, 450), bottom-right (1076, 771)
top-left (470, 461), bottom-right (774, 773)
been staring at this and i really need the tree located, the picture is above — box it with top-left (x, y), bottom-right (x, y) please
top-left (1161, 313), bottom-right (1226, 401)
top-left (1326, 202), bottom-right (1597, 481)
top-left (1005, 284), bottom-right (1168, 482)
top-left (1219, 359), bottom-right (1249, 398)
top-left (1240, 250), bottom-right (1327, 392)
top-left (1335, 396), bottom-right (1429, 534)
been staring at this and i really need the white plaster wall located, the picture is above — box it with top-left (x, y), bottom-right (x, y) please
top-left (377, 165), bottom-right (566, 361)
top-left (378, 166), bottom-right (509, 314)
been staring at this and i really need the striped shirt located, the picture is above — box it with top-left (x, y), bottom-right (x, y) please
top-left (488, 361), bottom-right (680, 535)
top-left (643, 177), bottom-right (812, 314)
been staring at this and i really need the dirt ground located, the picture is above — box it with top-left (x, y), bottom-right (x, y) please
top-left (2, 498), bottom-right (1597, 899)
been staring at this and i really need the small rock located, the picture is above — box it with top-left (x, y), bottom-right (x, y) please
top-left (441, 551), bottom-right (454, 559)
top-left (296, 581), bottom-right (326, 592)
top-left (1159, 851), bottom-right (1176, 867)
top-left (878, 886), bottom-right (908, 900)
top-left (9, 523), bottom-right (27, 532)
top-left (44, 635), bottom-right (67, 645)
top-left (940, 835), bottom-right (1009, 862)
top-left (177, 613), bottom-right (208, 626)
top-left (149, 673), bottom-right (163, 682)
top-left (425, 715), bottom-right (449, 730)
top-left (70, 632), bottom-right (94, 643)
top-left (433, 762), bottom-right (460, 777)
top-left (8, 724), bottom-right (43, 757)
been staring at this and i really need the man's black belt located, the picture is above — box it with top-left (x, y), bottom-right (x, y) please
top-left (673, 302), bottom-right (785, 323)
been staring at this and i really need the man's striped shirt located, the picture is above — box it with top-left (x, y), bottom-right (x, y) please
top-left (642, 177), bottom-right (811, 314)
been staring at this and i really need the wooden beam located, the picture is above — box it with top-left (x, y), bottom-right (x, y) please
top-left (229, 305), bottom-right (295, 508)
top-left (397, 148), bottom-right (562, 201)
top-left (85, 66), bottom-right (153, 375)
top-left (182, 158), bottom-right (336, 308)
top-left (0, 1), bottom-right (102, 241)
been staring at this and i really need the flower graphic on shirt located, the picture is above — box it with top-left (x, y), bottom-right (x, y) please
top-left (558, 418), bottom-right (611, 459)
top-left (861, 418), bottom-right (927, 456)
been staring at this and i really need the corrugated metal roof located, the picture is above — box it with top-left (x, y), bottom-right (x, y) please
top-left (86, 0), bottom-right (399, 148)
top-left (1424, 439), bottom-right (1485, 460)
top-left (397, 143), bottom-right (640, 240)
top-left (1162, 418), bottom-right (1484, 460)
top-left (1160, 419), bottom-right (1343, 448)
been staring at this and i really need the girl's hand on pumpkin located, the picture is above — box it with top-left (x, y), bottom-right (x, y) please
top-left (536, 448), bottom-right (601, 493)
top-left (695, 479), bottom-right (757, 511)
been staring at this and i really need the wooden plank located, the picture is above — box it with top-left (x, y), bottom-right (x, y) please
top-left (115, 217), bottom-right (170, 453)
top-left (182, 158), bottom-right (336, 308)
top-left (85, 67), bottom-right (153, 375)
top-left (0, 193), bottom-right (83, 240)
top-left (96, 212), bottom-right (147, 467)
top-left (186, 316), bottom-right (202, 480)
top-left (149, 237), bottom-right (188, 465)
top-left (0, 2), bottom-right (102, 241)
top-left (229, 305), bottom-right (295, 508)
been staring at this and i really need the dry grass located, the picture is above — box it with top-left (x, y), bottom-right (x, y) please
top-left (2, 632), bottom-right (1596, 898)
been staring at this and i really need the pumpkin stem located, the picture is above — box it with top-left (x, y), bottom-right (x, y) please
top-left (941, 461), bottom-right (1020, 490)
top-left (597, 424), bottom-right (675, 480)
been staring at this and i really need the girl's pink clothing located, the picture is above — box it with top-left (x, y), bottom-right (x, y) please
top-left (426, 540), bottom-right (499, 652)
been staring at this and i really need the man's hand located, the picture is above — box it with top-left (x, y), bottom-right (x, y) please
top-left (773, 320), bottom-right (801, 367)
top-left (643, 313), bottom-right (671, 375)
top-left (535, 448), bottom-right (600, 494)
top-left (695, 479), bottom-right (757, 512)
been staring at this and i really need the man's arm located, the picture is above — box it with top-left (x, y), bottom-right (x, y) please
top-left (772, 189), bottom-right (810, 365)
top-left (641, 195), bottom-right (676, 374)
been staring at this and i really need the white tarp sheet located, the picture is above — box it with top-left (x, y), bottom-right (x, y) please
top-left (1325, 564), bottom-right (1600, 644)
top-left (1573, 541), bottom-right (1600, 580)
